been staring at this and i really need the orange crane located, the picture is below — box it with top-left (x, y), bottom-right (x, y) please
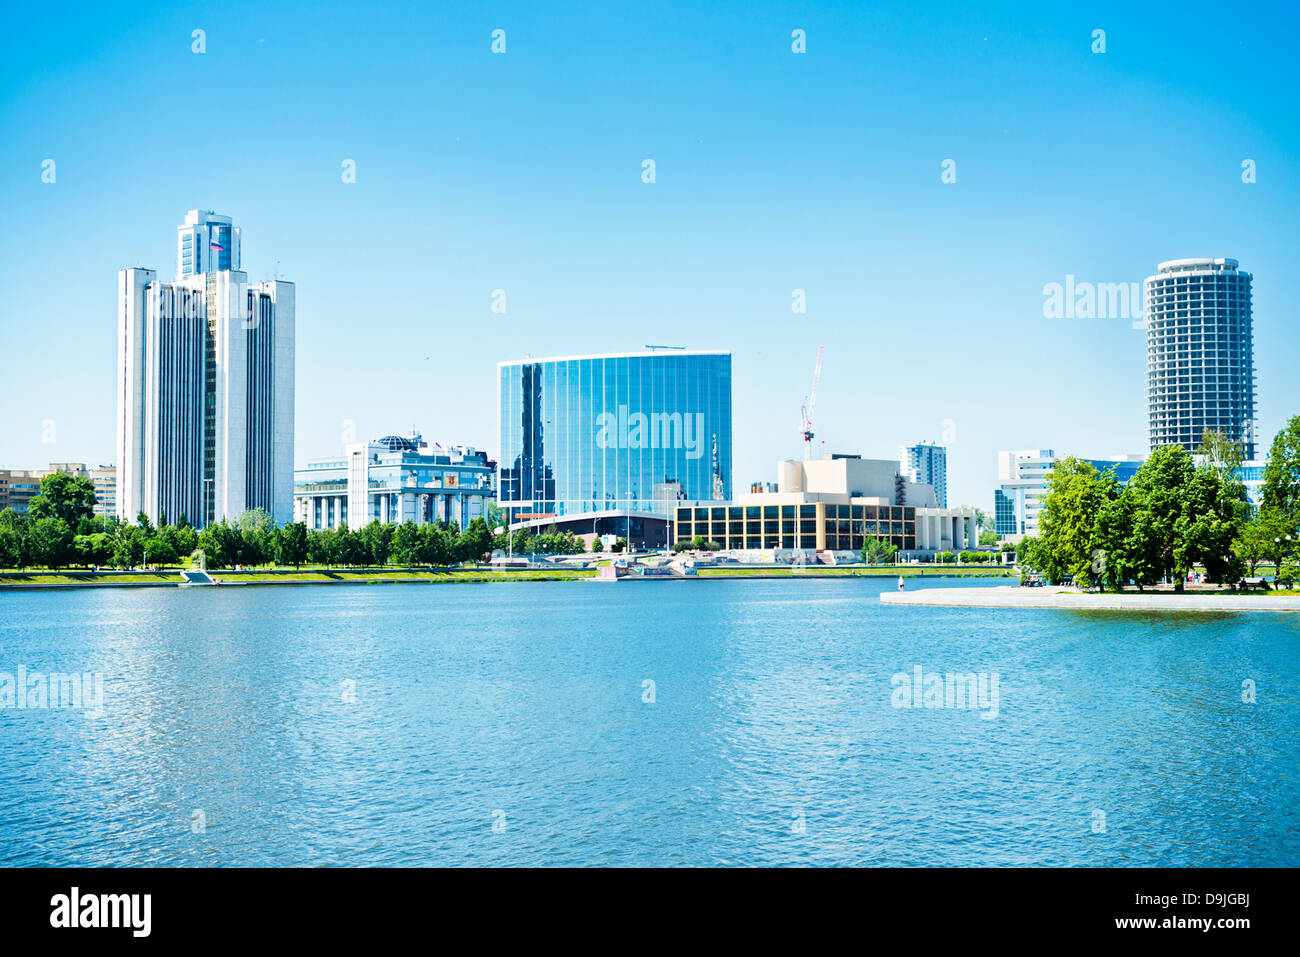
top-left (800, 345), bottom-right (824, 460)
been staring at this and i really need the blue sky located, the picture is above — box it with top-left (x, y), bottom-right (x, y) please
top-left (2, 0), bottom-right (1297, 508)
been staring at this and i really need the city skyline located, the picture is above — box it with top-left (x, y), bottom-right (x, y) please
top-left (2, 1), bottom-right (1298, 509)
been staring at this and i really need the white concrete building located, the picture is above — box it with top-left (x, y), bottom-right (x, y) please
top-left (1146, 258), bottom-right (1256, 459)
top-left (294, 434), bottom-right (495, 531)
top-left (994, 450), bottom-right (1147, 538)
top-left (116, 210), bottom-right (294, 528)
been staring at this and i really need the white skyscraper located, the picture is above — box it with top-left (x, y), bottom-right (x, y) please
top-left (1145, 258), bottom-right (1256, 459)
top-left (176, 209), bottom-right (241, 279)
top-left (116, 210), bottom-right (294, 528)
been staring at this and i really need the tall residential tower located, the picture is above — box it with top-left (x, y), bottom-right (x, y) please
top-left (1145, 258), bottom-right (1256, 459)
top-left (116, 210), bottom-right (294, 528)
top-left (899, 442), bottom-right (947, 507)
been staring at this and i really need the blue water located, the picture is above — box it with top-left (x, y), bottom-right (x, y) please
top-left (1, 578), bottom-right (1297, 867)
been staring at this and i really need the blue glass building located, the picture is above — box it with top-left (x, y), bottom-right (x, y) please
top-left (498, 351), bottom-right (732, 524)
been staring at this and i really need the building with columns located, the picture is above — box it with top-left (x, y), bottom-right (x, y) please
top-left (673, 453), bottom-right (977, 559)
top-left (294, 433), bottom-right (496, 531)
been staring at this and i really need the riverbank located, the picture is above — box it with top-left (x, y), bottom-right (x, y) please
top-left (0, 564), bottom-right (1015, 588)
top-left (0, 568), bottom-right (596, 589)
top-left (697, 565), bottom-right (1014, 579)
top-left (882, 584), bottom-right (1300, 611)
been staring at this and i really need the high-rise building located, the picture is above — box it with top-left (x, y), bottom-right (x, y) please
top-left (498, 350), bottom-right (732, 540)
top-left (899, 442), bottom-right (947, 507)
top-left (177, 209), bottom-right (240, 279)
top-left (116, 210), bottom-right (294, 528)
top-left (1145, 258), bottom-right (1256, 459)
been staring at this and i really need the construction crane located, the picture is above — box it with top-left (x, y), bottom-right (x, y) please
top-left (799, 345), bottom-right (824, 460)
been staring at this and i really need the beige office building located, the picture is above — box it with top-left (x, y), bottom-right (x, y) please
top-left (674, 453), bottom-right (977, 558)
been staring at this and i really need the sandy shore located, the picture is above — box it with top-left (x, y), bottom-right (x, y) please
top-left (881, 584), bottom-right (1300, 612)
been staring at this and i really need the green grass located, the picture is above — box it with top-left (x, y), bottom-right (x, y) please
top-left (0, 567), bottom-right (596, 586)
top-left (213, 568), bottom-right (595, 584)
top-left (0, 571), bottom-right (180, 585)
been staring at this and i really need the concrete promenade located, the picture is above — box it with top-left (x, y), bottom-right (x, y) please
top-left (882, 584), bottom-right (1300, 612)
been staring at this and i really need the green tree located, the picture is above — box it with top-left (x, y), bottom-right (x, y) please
top-left (144, 535), bottom-right (178, 566)
top-left (391, 522), bottom-right (421, 566)
top-left (1017, 537), bottom-right (1044, 573)
top-left (1233, 506), bottom-right (1288, 578)
top-left (27, 473), bottom-right (97, 532)
top-left (1035, 458), bottom-right (1117, 587)
top-left (0, 524), bottom-right (23, 567)
top-left (237, 508), bottom-right (276, 567)
top-left (1179, 465), bottom-right (1246, 584)
top-left (1261, 414), bottom-right (1300, 521)
top-left (332, 526), bottom-right (367, 566)
top-left (28, 517), bottom-right (74, 568)
top-left (1121, 447), bottom-right (1194, 589)
top-left (457, 517), bottom-right (493, 563)
top-left (860, 534), bottom-right (897, 565)
top-left (74, 532), bottom-right (114, 567)
top-left (276, 522), bottom-right (308, 569)
top-left (196, 521), bottom-right (240, 570)
top-left (173, 524), bottom-right (199, 558)
top-left (418, 523), bottom-right (453, 566)
top-left (1197, 429), bottom-right (1245, 482)
top-left (360, 520), bottom-right (393, 566)
top-left (1092, 489), bottom-right (1137, 590)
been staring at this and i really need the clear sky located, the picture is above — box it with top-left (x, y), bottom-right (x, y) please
top-left (2, 0), bottom-right (1297, 509)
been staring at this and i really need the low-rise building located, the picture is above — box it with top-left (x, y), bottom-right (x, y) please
top-left (294, 433), bottom-right (495, 531)
top-left (0, 463), bottom-right (117, 520)
top-left (674, 453), bottom-right (977, 559)
top-left (0, 469), bottom-right (44, 515)
top-left (994, 450), bottom-right (1147, 538)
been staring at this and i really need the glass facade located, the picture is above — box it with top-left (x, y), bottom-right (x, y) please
top-left (674, 503), bottom-right (917, 552)
top-left (994, 488), bottom-right (1017, 536)
top-left (499, 352), bottom-right (732, 518)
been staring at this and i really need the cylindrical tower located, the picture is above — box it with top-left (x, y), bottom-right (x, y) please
top-left (1145, 258), bottom-right (1255, 459)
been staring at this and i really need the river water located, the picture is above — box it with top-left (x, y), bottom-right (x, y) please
top-left (1, 578), bottom-right (1296, 866)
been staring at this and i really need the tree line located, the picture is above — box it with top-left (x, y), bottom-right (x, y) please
top-left (0, 472), bottom-right (526, 570)
top-left (1018, 418), bottom-right (1300, 591)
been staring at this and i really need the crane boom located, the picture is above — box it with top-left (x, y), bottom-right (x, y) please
top-left (800, 345), bottom-right (824, 459)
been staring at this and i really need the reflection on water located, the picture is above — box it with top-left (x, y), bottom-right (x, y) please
top-left (1, 578), bottom-right (1296, 866)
